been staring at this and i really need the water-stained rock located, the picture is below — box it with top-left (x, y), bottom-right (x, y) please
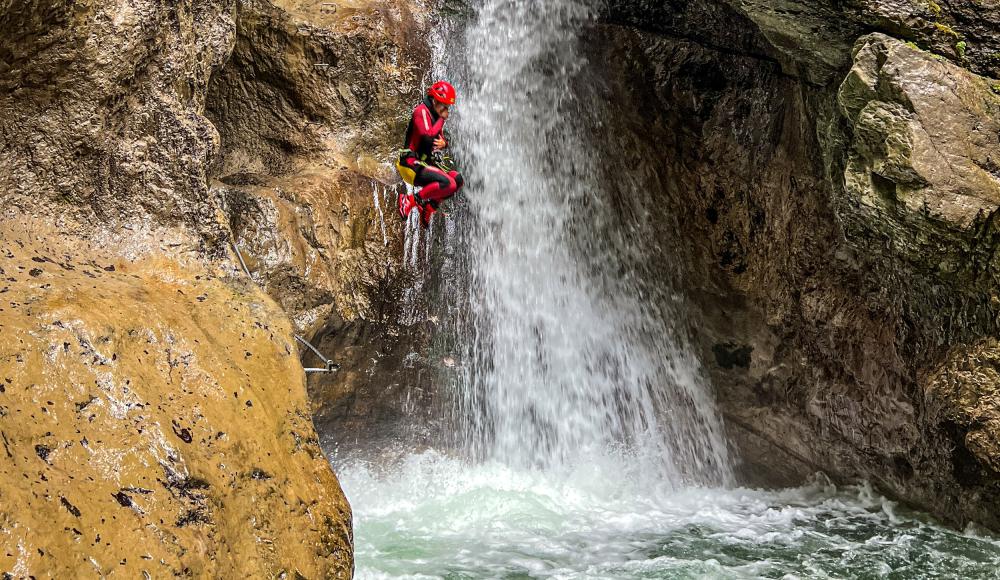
top-left (728, 0), bottom-right (1000, 81)
top-left (840, 33), bottom-right (1000, 232)
top-left (207, 0), bottom-right (430, 333)
top-left (201, 0), bottom-right (439, 458)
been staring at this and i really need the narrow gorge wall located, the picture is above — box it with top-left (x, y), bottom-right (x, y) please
top-left (4, 2), bottom-right (1000, 576)
top-left (199, 0), bottom-right (440, 453)
top-left (595, 0), bottom-right (1000, 528)
top-left (0, 0), bottom-right (432, 575)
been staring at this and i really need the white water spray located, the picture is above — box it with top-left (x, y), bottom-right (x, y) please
top-left (443, 0), bottom-right (730, 485)
top-left (339, 3), bottom-right (1000, 577)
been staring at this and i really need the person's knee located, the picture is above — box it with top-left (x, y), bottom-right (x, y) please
top-left (436, 172), bottom-right (457, 194)
top-left (422, 168), bottom-right (460, 200)
top-left (445, 174), bottom-right (458, 192)
top-left (430, 171), bottom-right (450, 187)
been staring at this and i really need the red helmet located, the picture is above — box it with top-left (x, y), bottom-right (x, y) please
top-left (428, 81), bottom-right (456, 105)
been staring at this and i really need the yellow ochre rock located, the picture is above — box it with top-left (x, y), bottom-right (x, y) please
top-left (0, 219), bottom-right (352, 578)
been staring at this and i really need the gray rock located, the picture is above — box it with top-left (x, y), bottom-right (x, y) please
top-left (591, 0), bottom-right (1000, 530)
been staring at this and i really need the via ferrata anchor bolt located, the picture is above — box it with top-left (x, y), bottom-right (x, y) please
top-left (295, 334), bottom-right (340, 374)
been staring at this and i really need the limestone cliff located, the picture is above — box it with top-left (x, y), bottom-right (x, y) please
top-left (208, 0), bottom-right (430, 332)
top-left (203, 0), bottom-right (437, 455)
top-left (1, 0), bottom-right (430, 575)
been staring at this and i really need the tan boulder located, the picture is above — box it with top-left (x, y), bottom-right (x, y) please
top-left (840, 33), bottom-right (1000, 230)
top-left (0, 218), bottom-right (352, 577)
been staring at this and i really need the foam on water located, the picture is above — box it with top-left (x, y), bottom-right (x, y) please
top-left (340, 451), bottom-right (1000, 579)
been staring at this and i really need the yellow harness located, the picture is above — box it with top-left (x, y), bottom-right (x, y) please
top-left (396, 149), bottom-right (456, 186)
top-left (395, 149), bottom-right (427, 186)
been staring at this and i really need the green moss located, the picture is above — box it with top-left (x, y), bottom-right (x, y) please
top-left (926, 0), bottom-right (943, 15)
top-left (957, 41), bottom-right (968, 59)
top-left (992, 83), bottom-right (1000, 96)
top-left (934, 22), bottom-right (962, 39)
top-left (902, 40), bottom-right (951, 62)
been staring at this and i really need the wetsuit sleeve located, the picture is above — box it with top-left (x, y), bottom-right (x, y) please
top-left (412, 104), bottom-right (446, 150)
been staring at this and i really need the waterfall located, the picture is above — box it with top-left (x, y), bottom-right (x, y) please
top-left (338, 4), bottom-right (1000, 577)
top-left (436, 0), bottom-right (732, 486)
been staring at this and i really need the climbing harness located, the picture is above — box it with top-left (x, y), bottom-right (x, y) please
top-left (432, 150), bottom-right (455, 172)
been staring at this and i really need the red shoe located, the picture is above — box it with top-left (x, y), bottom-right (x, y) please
top-left (398, 192), bottom-right (418, 219)
top-left (420, 203), bottom-right (437, 228)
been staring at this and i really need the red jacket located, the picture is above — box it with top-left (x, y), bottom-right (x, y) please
top-left (402, 96), bottom-right (445, 161)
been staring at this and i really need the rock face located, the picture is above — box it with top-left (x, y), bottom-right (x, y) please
top-left (208, 0), bottom-right (430, 332)
top-left (599, 0), bottom-right (1000, 528)
top-left (840, 33), bottom-right (1000, 233)
top-left (203, 0), bottom-right (438, 458)
top-left (1, 0), bottom-right (430, 574)
top-left (1, 1), bottom-right (236, 244)
top-left (0, 219), bottom-right (350, 577)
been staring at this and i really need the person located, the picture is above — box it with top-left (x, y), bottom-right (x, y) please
top-left (396, 80), bottom-right (464, 227)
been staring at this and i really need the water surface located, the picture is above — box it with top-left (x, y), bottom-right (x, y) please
top-left (340, 451), bottom-right (1000, 579)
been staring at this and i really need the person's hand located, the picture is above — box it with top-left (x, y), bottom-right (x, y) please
top-left (433, 135), bottom-right (447, 150)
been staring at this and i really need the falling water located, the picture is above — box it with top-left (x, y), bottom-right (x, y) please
top-left (445, 0), bottom-right (730, 484)
top-left (371, 181), bottom-right (390, 247)
top-left (335, 0), bottom-right (1000, 577)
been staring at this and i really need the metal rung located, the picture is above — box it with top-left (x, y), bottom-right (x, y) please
top-left (230, 240), bottom-right (341, 375)
top-left (304, 366), bottom-right (340, 373)
top-left (232, 242), bottom-right (252, 278)
top-left (295, 335), bottom-right (339, 373)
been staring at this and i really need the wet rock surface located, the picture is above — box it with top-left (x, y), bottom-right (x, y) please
top-left (596, 0), bottom-right (1000, 529)
top-left (208, 0), bottom-right (430, 333)
top-left (840, 33), bottom-right (1000, 232)
top-left (307, 316), bottom-right (442, 455)
top-left (206, 0), bottom-right (440, 462)
top-left (608, 0), bottom-right (1000, 84)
